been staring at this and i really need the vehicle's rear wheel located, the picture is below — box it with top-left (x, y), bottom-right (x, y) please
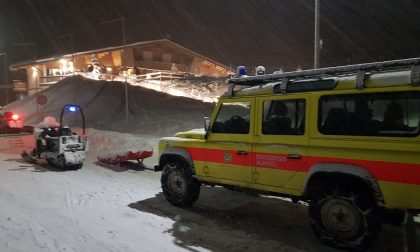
top-left (161, 158), bottom-right (200, 207)
top-left (308, 176), bottom-right (381, 249)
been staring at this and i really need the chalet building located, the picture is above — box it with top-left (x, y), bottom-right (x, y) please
top-left (10, 39), bottom-right (234, 97)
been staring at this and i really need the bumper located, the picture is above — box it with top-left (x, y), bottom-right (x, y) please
top-left (63, 150), bottom-right (85, 165)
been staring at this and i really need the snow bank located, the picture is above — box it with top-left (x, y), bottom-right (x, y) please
top-left (85, 128), bottom-right (160, 165)
top-left (6, 75), bottom-right (216, 136)
top-left (132, 77), bottom-right (228, 103)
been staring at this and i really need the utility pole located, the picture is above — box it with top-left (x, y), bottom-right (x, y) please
top-left (101, 17), bottom-right (128, 129)
top-left (0, 52), bottom-right (8, 105)
top-left (314, 0), bottom-right (320, 69)
top-left (13, 42), bottom-right (37, 92)
top-left (13, 43), bottom-right (39, 120)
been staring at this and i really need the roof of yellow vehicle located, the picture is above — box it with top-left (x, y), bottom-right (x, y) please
top-left (224, 70), bottom-right (414, 97)
top-left (222, 57), bottom-right (420, 98)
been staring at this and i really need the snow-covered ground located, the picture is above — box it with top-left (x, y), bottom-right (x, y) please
top-left (0, 129), bottom-right (418, 252)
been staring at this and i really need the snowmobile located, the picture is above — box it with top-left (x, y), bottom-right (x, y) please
top-left (21, 104), bottom-right (88, 170)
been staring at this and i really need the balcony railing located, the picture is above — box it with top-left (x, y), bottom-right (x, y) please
top-left (39, 75), bottom-right (70, 86)
top-left (38, 69), bottom-right (188, 85)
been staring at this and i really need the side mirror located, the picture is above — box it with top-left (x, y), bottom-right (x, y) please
top-left (204, 117), bottom-right (210, 138)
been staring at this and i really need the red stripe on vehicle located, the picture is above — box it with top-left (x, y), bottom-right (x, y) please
top-left (182, 147), bottom-right (420, 185)
top-left (304, 156), bottom-right (420, 185)
top-left (191, 147), bottom-right (253, 166)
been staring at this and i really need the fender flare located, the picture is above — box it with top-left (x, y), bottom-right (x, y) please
top-left (303, 163), bottom-right (384, 203)
top-left (159, 147), bottom-right (195, 173)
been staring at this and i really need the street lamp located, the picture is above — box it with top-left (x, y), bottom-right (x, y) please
top-left (57, 33), bottom-right (75, 75)
top-left (101, 17), bottom-right (129, 129)
top-left (13, 42), bottom-right (38, 92)
top-left (13, 43), bottom-right (41, 121)
top-left (0, 52), bottom-right (8, 105)
top-left (314, 0), bottom-right (321, 69)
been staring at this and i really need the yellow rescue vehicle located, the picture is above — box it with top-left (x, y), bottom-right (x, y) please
top-left (155, 58), bottom-right (420, 249)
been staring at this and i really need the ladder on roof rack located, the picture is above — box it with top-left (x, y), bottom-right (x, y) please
top-left (227, 57), bottom-right (420, 86)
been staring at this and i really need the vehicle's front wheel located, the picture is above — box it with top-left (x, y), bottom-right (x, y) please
top-left (161, 158), bottom-right (200, 207)
top-left (308, 177), bottom-right (381, 249)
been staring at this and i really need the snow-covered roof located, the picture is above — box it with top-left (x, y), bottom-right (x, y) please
top-left (9, 39), bottom-right (233, 73)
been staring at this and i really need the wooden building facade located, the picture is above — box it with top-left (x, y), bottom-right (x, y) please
top-left (10, 39), bottom-right (234, 96)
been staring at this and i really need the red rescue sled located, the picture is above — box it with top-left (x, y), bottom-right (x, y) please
top-left (97, 150), bottom-right (153, 165)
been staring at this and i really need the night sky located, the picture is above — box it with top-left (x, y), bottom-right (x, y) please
top-left (1, 0), bottom-right (420, 71)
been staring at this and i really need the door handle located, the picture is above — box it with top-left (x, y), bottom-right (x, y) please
top-left (287, 154), bottom-right (301, 159)
top-left (237, 150), bottom-right (248, 156)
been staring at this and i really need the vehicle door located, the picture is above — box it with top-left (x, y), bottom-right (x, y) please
top-left (254, 95), bottom-right (309, 187)
top-left (205, 98), bottom-right (255, 183)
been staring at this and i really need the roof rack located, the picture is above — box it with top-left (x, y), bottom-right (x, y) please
top-left (228, 57), bottom-right (420, 86)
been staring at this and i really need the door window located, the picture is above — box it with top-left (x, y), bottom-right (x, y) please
top-left (262, 99), bottom-right (306, 135)
top-left (212, 102), bottom-right (251, 134)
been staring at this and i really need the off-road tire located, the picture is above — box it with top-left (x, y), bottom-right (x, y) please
top-left (161, 158), bottom-right (200, 207)
top-left (308, 176), bottom-right (381, 250)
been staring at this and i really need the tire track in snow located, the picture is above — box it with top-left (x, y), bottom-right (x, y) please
top-left (64, 175), bottom-right (91, 252)
top-left (28, 221), bottom-right (60, 251)
top-left (3, 191), bottom-right (77, 252)
top-left (61, 165), bottom-right (143, 252)
top-left (65, 176), bottom-right (76, 225)
top-left (61, 173), bottom-right (115, 252)
top-left (0, 165), bottom-right (113, 252)
top-left (89, 163), bottom-right (135, 203)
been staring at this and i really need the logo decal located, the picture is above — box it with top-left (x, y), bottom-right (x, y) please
top-left (223, 152), bottom-right (232, 163)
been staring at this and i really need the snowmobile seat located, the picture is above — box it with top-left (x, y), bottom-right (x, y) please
top-left (59, 126), bottom-right (72, 136)
top-left (41, 127), bottom-right (60, 138)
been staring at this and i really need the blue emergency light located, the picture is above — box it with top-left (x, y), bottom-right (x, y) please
top-left (60, 104), bottom-right (85, 135)
top-left (236, 66), bottom-right (247, 77)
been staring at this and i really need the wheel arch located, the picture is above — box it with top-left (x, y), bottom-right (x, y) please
top-left (303, 163), bottom-right (384, 204)
top-left (159, 147), bottom-right (195, 173)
